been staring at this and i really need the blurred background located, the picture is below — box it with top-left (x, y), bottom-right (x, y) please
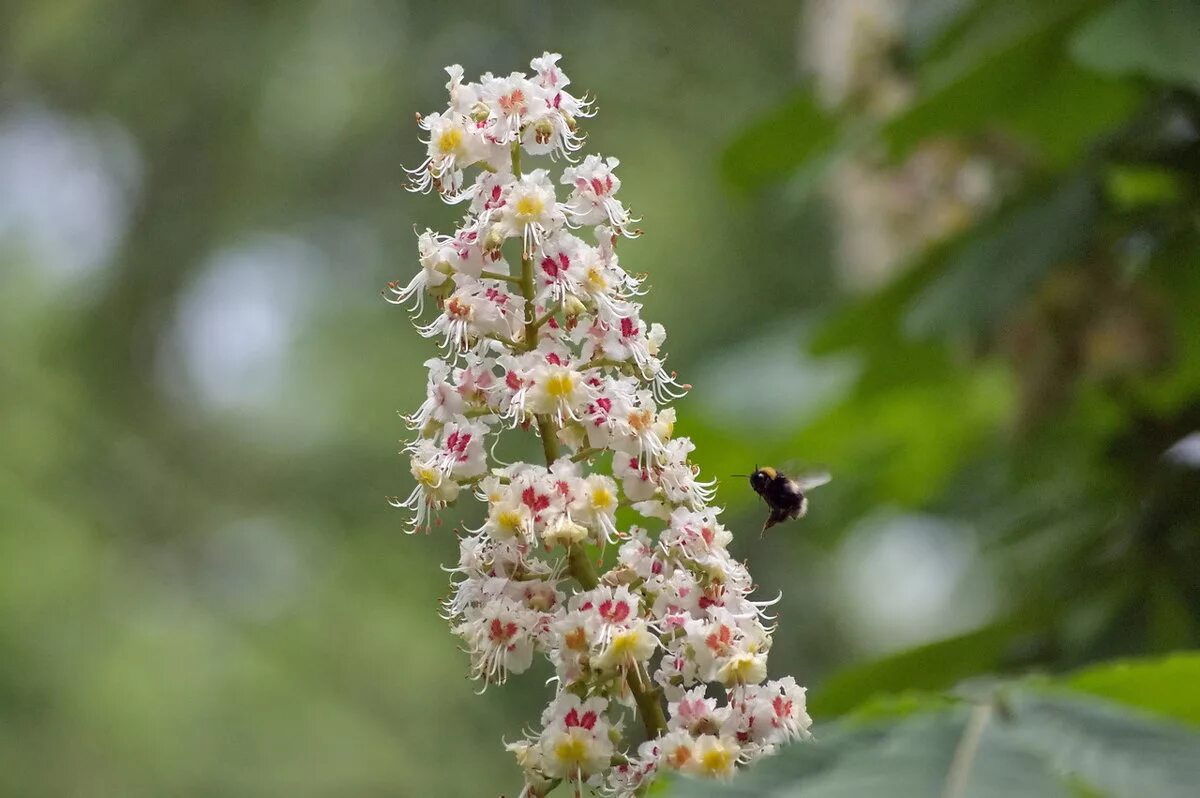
top-left (2, 0), bottom-right (1198, 796)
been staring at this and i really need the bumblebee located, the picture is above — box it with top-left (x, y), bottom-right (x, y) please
top-left (746, 466), bottom-right (831, 537)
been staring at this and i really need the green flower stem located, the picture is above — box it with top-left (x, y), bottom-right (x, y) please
top-left (486, 332), bottom-right (521, 349)
top-left (510, 138), bottom-right (667, 745)
top-left (583, 357), bottom-right (636, 375)
top-left (480, 269), bottom-right (522, 285)
top-left (570, 447), bottom-right (603, 463)
top-left (628, 659), bottom-right (668, 741)
top-left (530, 300), bottom-right (563, 334)
top-left (564, 538), bottom-right (667, 744)
top-left (535, 414), bottom-right (561, 464)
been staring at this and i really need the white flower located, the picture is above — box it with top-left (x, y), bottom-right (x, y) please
top-left (404, 357), bottom-right (464, 430)
top-left (481, 72), bottom-right (546, 145)
top-left (668, 686), bottom-right (724, 736)
top-left (683, 735), bottom-right (741, 780)
top-left (594, 620), bottom-right (657, 671)
top-left (482, 499), bottom-right (532, 541)
top-left (538, 694), bottom-right (614, 779)
top-left (526, 361), bottom-right (588, 424)
top-left (655, 729), bottom-right (699, 772)
top-left (498, 169), bottom-right (565, 256)
top-left (562, 155), bottom-right (636, 232)
top-left (438, 416), bottom-right (489, 479)
top-left (455, 597), bottom-right (537, 684)
top-left (572, 473), bottom-right (620, 542)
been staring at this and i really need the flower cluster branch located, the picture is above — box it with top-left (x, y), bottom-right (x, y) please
top-left (390, 53), bottom-right (811, 796)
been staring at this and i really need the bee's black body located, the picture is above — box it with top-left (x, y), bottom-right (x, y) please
top-left (749, 466), bottom-right (810, 536)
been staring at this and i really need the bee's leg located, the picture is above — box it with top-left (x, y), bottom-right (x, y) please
top-left (761, 508), bottom-right (788, 538)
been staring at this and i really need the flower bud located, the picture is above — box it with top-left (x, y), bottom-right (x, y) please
top-left (541, 515), bottom-right (589, 548)
top-left (563, 293), bottom-right (587, 318)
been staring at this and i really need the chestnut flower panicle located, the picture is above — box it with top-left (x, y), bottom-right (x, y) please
top-left (391, 54), bottom-right (812, 796)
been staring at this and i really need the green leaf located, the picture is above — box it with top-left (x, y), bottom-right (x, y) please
top-left (1066, 653), bottom-right (1200, 726)
top-left (810, 620), bottom-right (1021, 718)
top-left (1004, 692), bottom-right (1200, 797)
top-left (1070, 0), bottom-right (1200, 94)
top-left (720, 92), bottom-right (839, 192)
top-left (885, 9), bottom-right (1141, 167)
top-left (904, 175), bottom-right (1099, 338)
top-left (665, 685), bottom-right (1200, 797)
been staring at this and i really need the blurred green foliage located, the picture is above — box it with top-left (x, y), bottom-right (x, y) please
top-left (671, 0), bottom-right (1200, 795)
top-left (1, 0), bottom-right (1197, 796)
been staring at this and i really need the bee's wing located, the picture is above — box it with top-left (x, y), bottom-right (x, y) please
top-left (793, 470), bottom-right (832, 491)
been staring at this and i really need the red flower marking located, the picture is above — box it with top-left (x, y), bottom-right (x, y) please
top-left (556, 480), bottom-right (571, 497)
top-left (772, 695), bottom-right (793, 723)
top-left (598, 599), bottom-right (631, 624)
top-left (506, 371), bottom-right (523, 390)
top-left (705, 624), bottom-right (733, 654)
top-left (521, 487), bottom-right (550, 513)
top-left (446, 431), bottom-right (471, 460)
top-left (489, 618), bottom-right (518, 643)
top-left (620, 316), bottom-right (637, 339)
top-left (541, 252), bottom-right (570, 279)
top-left (565, 708), bottom-right (598, 730)
top-left (498, 89), bottom-right (526, 115)
top-left (588, 175), bottom-right (613, 196)
top-left (546, 352), bottom-right (563, 366)
top-left (487, 184), bottom-right (504, 208)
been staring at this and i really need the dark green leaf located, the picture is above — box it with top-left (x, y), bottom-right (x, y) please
top-left (667, 683), bottom-right (1200, 797)
top-left (720, 92), bottom-right (839, 192)
top-left (904, 175), bottom-right (1099, 337)
top-left (885, 9), bottom-right (1141, 167)
top-left (1004, 692), bottom-right (1200, 797)
top-left (1070, 0), bottom-right (1200, 94)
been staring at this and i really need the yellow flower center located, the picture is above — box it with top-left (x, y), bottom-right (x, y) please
top-left (553, 733), bottom-right (590, 766)
top-left (590, 486), bottom-right (615, 511)
top-left (609, 629), bottom-right (639, 658)
top-left (513, 194), bottom-right (544, 222)
top-left (416, 467), bottom-right (440, 488)
top-left (544, 370), bottom-right (575, 400)
top-left (585, 265), bottom-right (608, 292)
top-left (496, 508), bottom-right (524, 533)
top-left (436, 127), bottom-right (464, 155)
top-left (700, 745), bottom-right (735, 776)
